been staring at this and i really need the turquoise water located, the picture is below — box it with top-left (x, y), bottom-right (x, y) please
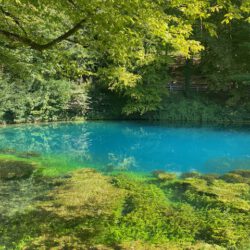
top-left (0, 121), bottom-right (250, 174)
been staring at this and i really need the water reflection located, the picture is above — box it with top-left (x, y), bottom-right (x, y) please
top-left (0, 123), bottom-right (92, 161)
top-left (0, 121), bottom-right (249, 174)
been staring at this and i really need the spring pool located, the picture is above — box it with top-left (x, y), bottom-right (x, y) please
top-left (0, 121), bottom-right (250, 174)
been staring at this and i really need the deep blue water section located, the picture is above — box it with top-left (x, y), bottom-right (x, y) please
top-left (0, 121), bottom-right (250, 174)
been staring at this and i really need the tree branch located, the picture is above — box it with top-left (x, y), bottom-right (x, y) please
top-left (0, 6), bottom-right (27, 35)
top-left (0, 18), bottom-right (86, 51)
top-left (65, 38), bottom-right (89, 48)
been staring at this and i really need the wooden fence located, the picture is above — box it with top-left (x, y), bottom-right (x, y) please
top-left (167, 82), bottom-right (208, 92)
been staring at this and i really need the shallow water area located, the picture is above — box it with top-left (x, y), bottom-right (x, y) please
top-left (0, 121), bottom-right (250, 175)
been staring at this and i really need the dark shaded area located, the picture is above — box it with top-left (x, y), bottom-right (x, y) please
top-left (0, 160), bottom-right (34, 180)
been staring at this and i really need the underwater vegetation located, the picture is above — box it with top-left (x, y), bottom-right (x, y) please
top-left (0, 156), bottom-right (249, 250)
top-left (0, 160), bottom-right (34, 180)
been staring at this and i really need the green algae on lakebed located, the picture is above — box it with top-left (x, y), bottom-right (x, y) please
top-left (0, 152), bottom-right (151, 177)
top-left (0, 156), bottom-right (250, 249)
top-left (0, 153), bottom-right (90, 177)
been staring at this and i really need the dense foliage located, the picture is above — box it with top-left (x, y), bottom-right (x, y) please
top-left (0, 0), bottom-right (249, 123)
top-left (147, 93), bottom-right (250, 123)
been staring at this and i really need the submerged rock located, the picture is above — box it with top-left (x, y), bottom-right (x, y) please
top-left (0, 159), bottom-right (35, 180)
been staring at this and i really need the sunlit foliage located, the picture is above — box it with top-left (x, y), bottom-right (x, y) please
top-left (0, 0), bottom-right (249, 119)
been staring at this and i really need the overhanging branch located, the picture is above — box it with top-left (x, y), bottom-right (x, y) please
top-left (0, 18), bottom-right (86, 51)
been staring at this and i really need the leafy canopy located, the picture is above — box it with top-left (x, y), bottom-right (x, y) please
top-left (0, 0), bottom-right (249, 116)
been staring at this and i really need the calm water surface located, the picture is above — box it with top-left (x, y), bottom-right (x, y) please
top-left (0, 121), bottom-right (250, 174)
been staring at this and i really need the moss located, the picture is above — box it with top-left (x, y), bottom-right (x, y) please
top-left (152, 170), bottom-right (177, 182)
top-left (0, 153), bottom-right (90, 177)
top-left (108, 175), bottom-right (204, 245)
top-left (167, 177), bottom-right (250, 212)
top-left (200, 174), bottom-right (219, 184)
top-left (180, 172), bottom-right (201, 179)
top-left (0, 148), bottom-right (17, 155)
top-left (119, 241), bottom-right (225, 250)
top-left (219, 173), bottom-right (249, 184)
top-left (17, 151), bottom-right (41, 158)
top-left (41, 168), bottom-right (125, 219)
top-left (0, 169), bottom-right (249, 249)
top-left (0, 159), bottom-right (35, 180)
top-left (229, 169), bottom-right (250, 179)
top-left (199, 208), bottom-right (250, 248)
top-left (1, 169), bottom-right (125, 249)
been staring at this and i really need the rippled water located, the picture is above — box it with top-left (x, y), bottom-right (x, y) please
top-left (0, 121), bottom-right (250, 174)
